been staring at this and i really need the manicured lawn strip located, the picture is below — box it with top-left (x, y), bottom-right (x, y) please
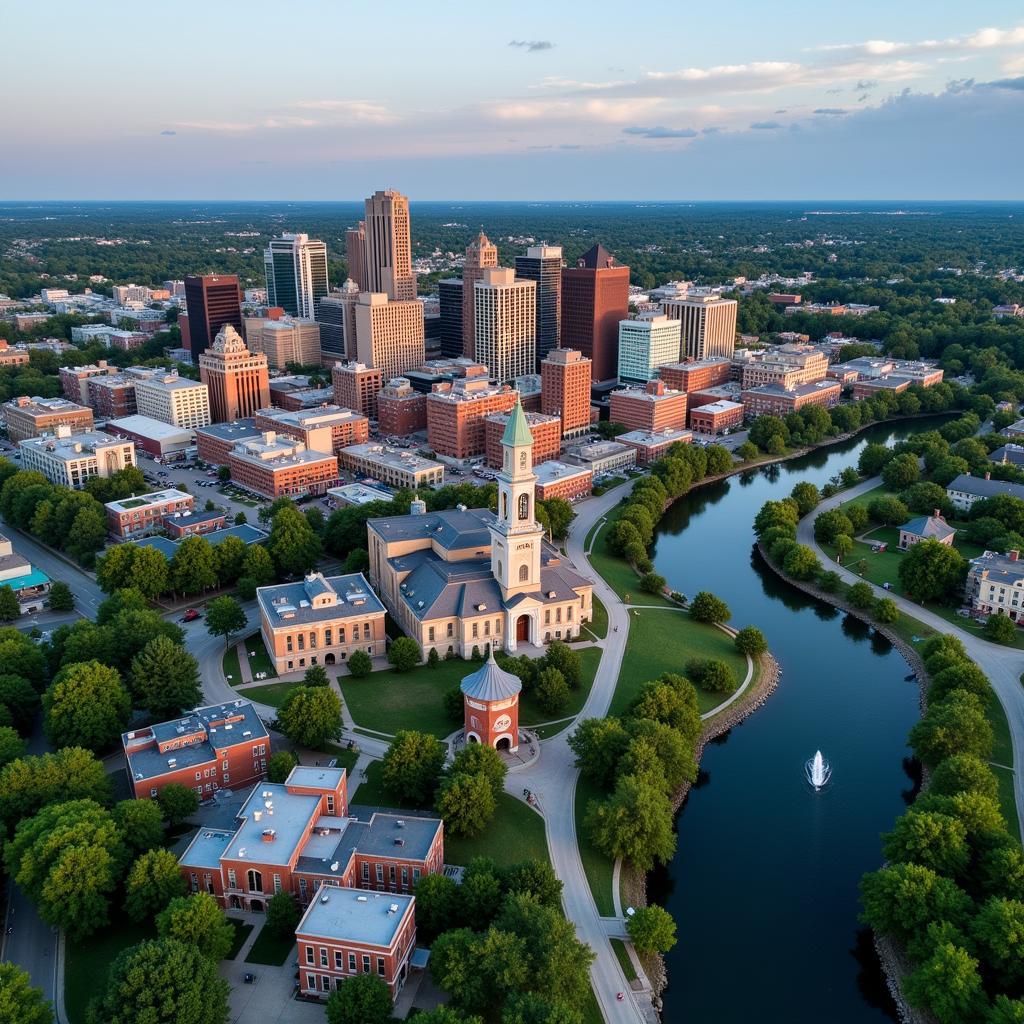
top-left (575, 775), bottom-right (615, 917)
top-left (520, 647), bottom-right (601, 729)
top-left (349, 760), bottom-right (393, 807)
top-left (242, 631), bottom-right (278, 679)
top-left (239, 680), bottom-right (299, 708)
top-left (611, 609), bottom-right (748, 718)
top-left (582, 986), bottom-right (605, 1024)
top-left (587, 593), bottom-right (609, 639)
top-left (317, 742), bottom-right (359, 773)
top-left (444, 794), bottom-right (550, 869)
top-left (586, 512), bottom-right (674, 608)
top-left (222, 644), bottom-right (242, 685)
top-left (226, 917), bottom-right (254, 959)
top-left (244, 923), bottom-right (295, 965)
top-left (993, 767), bottom-right (1021, 844)
top-left (65, 914), bottom-right (154, 1024)
top-left (611, 937), bottom-right (638, 982)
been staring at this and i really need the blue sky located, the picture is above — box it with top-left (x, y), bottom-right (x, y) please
top-left (2, 1), bottom-right (1023, 199)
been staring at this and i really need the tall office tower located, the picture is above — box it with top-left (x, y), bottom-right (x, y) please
top-left (515, 245), bottom-right (562, 368)
top-left (263, 233), bottom-right (330, 319)
top-left (662, 293), bottom-right (738, 360)
top-left (462, 231), bottom-right (498, 359)
top-left (561, 244), bottom-right (630, 384)
top-left (541, 347), bottom-right (593, 439)
top-left (182, 274), bottom-right (243, 359)
top-left (617, 314), bottom-right (683, 385)
top-left (317, 280), bottom-right (361, 364)
top-left (199, 325), bottom-right (271, 423)
top-left (355, 292), bottom-right (425, 381)
top-left (473, 268), bottom-right (536, 385)
top-left (345, 221), bottom-right (368, 290)
top-left (363, 190), bottom-right (416, 302)
top-left (438, 278), bottom-right (463, 359)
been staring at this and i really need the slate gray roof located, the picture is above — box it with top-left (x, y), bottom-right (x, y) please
top-left (368, 507), bottom-right (495, 552)
top-left (900, 515), bottom-right (955, 541)
top-left (461, 653), bottom-right (523, 701)
top-left (257, 572), bottom-right (384, 627)
top-left (398, 557), bottom-right (503, 621)
top-left (947, 474), bottom-right (1024, 501)
top-left (990, 444), bottom-right (1024, 467)
top-left (969, 550), bottom-right (1024, 586)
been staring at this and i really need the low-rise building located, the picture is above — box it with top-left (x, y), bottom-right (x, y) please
top-left (898, 511), bottom-right (955, 550)
top-left (129, 369), bottom-right (211, 429)
top-left (947, 472), bottom-right (1024, 513)
top-left (103, 415), bottom-right (194, 459)
top-left (377, 378), bottom-right (427, 437)
top-left (19, 428), bottom-right (136, 488)
top-left (426, 377), bottom-right (519, 461)
top-left (966, 549), bottom-right (1024, 622)
top-left (326, 484), bottom-right (394, 508)
top-left (196, 419), bottom-right (260, 465)
top-left (485, 410), bottom-right (560, 469)
top-left (269, 376), bottom-right (336, 412)
top-left (734, 343), bottom-right (828, 390)
top-left (689, 400), bottom-right (745, 434)
top-left (0, 340), bottom-right (30, 368)
top-left (852, 376), bottom-right (911, 400)
top-left (741, 380), bottom-right (841, 418)
top-left (340, 443), bottom-right (445, 491)
top-left (0, 533), bottom-right (50, 613)
top-left (609, 380), bottom-right (688, 433)
top-left (122, 699), bottom-right (270, 800)
top-left (88, 375), bottom-right (138, 419)
top-left (990, 444), bottom-right (1024, 467)
top-left (59, 361), bottom-right (119, 404)
top-left (254, 406), bottom-right (369, 456)
top-left (563, 439), bottom-right (636, 476)
top-left (227, 432), bottom-right (338, 499)
top-left (133, 523), bottom-right (267, 560)
top-left (657, 357), bottom-right (731, 394)
top-left (618, 427), bottom-right (694, 464)
top-left (332, 362), bottom-right (385, 420)
top-left (258, 572), bottom-right (387, 674)
top-left (533, 460), bottom-right (593, 501)
top-left (106, 488), bottom-right (194, 539)
top-left (3, 396), bottom-right (94, 442)
top-left (163, 509), bottom-right (227, 539)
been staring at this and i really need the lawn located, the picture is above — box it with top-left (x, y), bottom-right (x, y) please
top-left (65, 913), bottom-right (154, 1024)
top-left (222, 644), bottom-right (242, 685)
top-left (226, 917), bottom-right (254, 959)
top-left (611, 609), bottom-right (749, 717)
top-left (611, 937), bottom-right (638, 982)
top-left (582, 987), bottom-right (605, 1024)
top-left (519, 647), bottom-right (601, 729)
top-left (242, 680), bottom-right (300, 708)
top-left (585, 593), bottom-right (609, 639)
top-left (244, 923), bottom-right (295, 966)
top-left (317, 742), bottom-right (359, 773)
top-left (242, 631), bottom-right (278, 679)
top-left (586, 513), bottom-right (675, 608)
top-left (985, 694), bottom-right (1021, 841)
top-left (575, 775), bottom-right (615, 916)
top-left (444, 793), bottom-right (549, 869)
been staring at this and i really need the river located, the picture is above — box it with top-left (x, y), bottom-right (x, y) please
top-left (648, 419), bottom-right (949, 1023)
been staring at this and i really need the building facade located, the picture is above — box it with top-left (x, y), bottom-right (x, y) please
top-left (183, 275), bottom-right (244, 359)
top-left (473, 268), bottom-right (536, 384)
top-left (533, 460), bottom-right (593, 502)
top-left (345, 222), bottom-right (368, 291)
top-left (741, 380), bottom-right (841, 418)
top-left (339, 444), bottom-right (444, 490)
top-left (363, 191), bottom-right (416, 303)
top-left (377, 378), bottom-right (428, 436)
top-left (254, 406), bottom-right (369, 456)
top-left (196, 419), bottom-right (260, 465)
top-left (106, 488), bottom-right (195, 539)
top-left (199, 325), bottom-right (271, 423)
top-left (438, 278), bottom-right (464, 359)
top-left (131, 370), bottom-right (211, 429)
top-left (617, 315), bottom-right (683, 385)
top-left (561, 244), bottom-right (630, 383)
top-left (425, 378), bottom-right (519, 460)
top-left (461, 655), bottom-right (521, 752)
top-left (609, 380), bottom-right (688, 433)
top-left (19, 428), bottom-right (136, 487)
top-left (461, 232), bottom-right (498, 359)
top-left (332, 361), bottom-right (385, 420)
top-left (248, 318), bottom-right (322, 369)
top-left (514, 245), bottom-right (562, 368)
top-left (619, 427), bottom-right (694, 465)
top-left (227, 433), bottom-right (338, 499)
top-left (485, 410), bottom-right (560, 469)
top-left (264, 234), bottom-right (330, 319)
top-left (689, 400), bottom-right (745, 434)
top-left (658, 358), bottom-right (732, 394)
top-left (663, 293), bottom-right (738, 360)
top-left (3, 396), bottom-right (94, 442)
top-left (540, 348), bottom-right (592, 440)
top-left (354, 293), bottom-right (425, 382)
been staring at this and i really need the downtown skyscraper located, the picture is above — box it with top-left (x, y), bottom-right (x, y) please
top-left (264, 233), bottom-right (330, 319)
top-left (363, 190), bottom-right (416, 302)
top-left (514, 245), bottom-right (562, 369)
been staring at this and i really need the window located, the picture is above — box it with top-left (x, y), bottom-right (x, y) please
top-left (306, 947), bottom-right (314, 966)
top-left (222, 759), bottom-right (229, 770)
top-left (362, 955), bottom-right (371, 974)
top-left (376, 864), bottom-right (383, 883)
top-left (413, 868), bottom-right (421, 883)
top-left (228, 870), bottom-right (237, 889)
top-left (273, 874), bottom-right (282, 894)
top-left (204, 873), bottom-right (214, 894)
top-left (150, 787), bottom-right (157, 798)
top-left (286, 636), bottom-right (293, 652)
top-left (447, 622), bottom-right (453, 637)
top-left (298, 634), bottom-right (304, 651)
top-left (309, 632), bottom-right (317, 650)
top-left (306, 974), bottom-right (316, 992)
top-left (339, 628), bottom-right (345, 644)
top-left (519, 565), bottom-right (529, 582)
top-left (428, 626), bottom-right (435, 642)
top-left (389, 865), bottom-right (396, 886)
top-left (362, 863), bottom-right (369, 882)
top-left (320, 948), bottom-right (328, 967)
top-left (195, 772), bottom-right (202, 781)
top-left (247, 869), bottom-right (263, 893)
top-left (401, 867), bottom-right (408, 887)
top-left (377, 957), bottom-right (385, 977)
top-left (335, 951), bottom-right (343, 969)
top-left (484, 621), bottom-right (490, 636)
top-left (349, 953), bottom-right (357, 972)
top-left (327, 795), bottom-right (335, 814)
top-left (190, 873), bottom-right (199, 893)
top-left (518, 493), bottom-right (529, 520)
top-left (545, 609), bottom-right (550, 625)
top-left (472, 622), bottom-right (478, 639)
top-left (325, 628), bottom-right (332, 646)
top-left (353, 624), bottom-right (360, 641)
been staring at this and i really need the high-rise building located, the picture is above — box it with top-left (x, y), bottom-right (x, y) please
top-left (354, 293), bottom-right (425, 381)
top-left (438, 278), bottom-right (463, 359)
top-left (198, 325), bottom-right (271, 423)
top-left (473, 268), bottom-right (536, 385)
top-left (248, 318), bottom-right (322, 369)
top-left (515, 245), bottom-right (562, 368)
top-left (617, 315), bottom-right (683, 385)
top-left (183, 275), bottom-right (243, 359)
top-left (332, 361), bottom-right (385, 420)
top-left (462, 232), bottom-right (498, 359)
top-left (345, 221), bottom-right (368, 290)
top-left (363, 191), bottom-right (416, 302)
top-left (129, 369), bottom-right (211, 430)
top-left (263, 233), bottom-right (330, 319)
top-left (561, 244), bottom-right (630, 384)
top-left (317, 281), bottom-right (361, 365)
top-left (541, 348), bottom-right (592, 439)
top-left (663, 293), bottom-right (738, 361)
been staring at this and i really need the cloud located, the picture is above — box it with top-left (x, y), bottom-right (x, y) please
top-left (159, 130), bottom-right (176, 136)
top-left (813, 24), bottom-right (1024, 58)
top-left (509, 40), bottom-right (554, 52)
top-left (987, 75), bottom-right (1024, 90)
top-left (291, 100), bottom-right (397, 123)
top-left (750, 120), bottom-right (781, 129)
top-left (701, 126), bottom-right (723, 134)
top-left (813, 107), bottom-right (848, 115)
top-left (622, 125), bottom-right (698, 138)
top-left (559, 144), bottom-right (581, 149)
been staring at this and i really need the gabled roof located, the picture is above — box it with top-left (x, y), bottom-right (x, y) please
top-left (578, 243), bottom-right (616, 269)
top-left (460, 653), bottom-right (522, 702)
top-left (900, 515), bottom-right (955, 541)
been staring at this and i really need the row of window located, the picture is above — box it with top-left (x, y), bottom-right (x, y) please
top-left (285, 623), bottom-right (373, 652)
top-left (305, 947), bottom-right (386, 977)
top-left (360, 862), bottom-right (419, 888)
top-left (284, 648), bottom-right (373, 671)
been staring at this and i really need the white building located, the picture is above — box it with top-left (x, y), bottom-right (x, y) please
top-left (129, 370), bottom-right (211, 430)
top-left (617, 315), bottom-right (682, 385)
top-left (19, 427), bottom-right (136, 488)
top-left (473, 268), bottom-right (536, 385)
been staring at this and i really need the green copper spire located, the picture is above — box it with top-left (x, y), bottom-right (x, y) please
top-left (502, 397), bottom-right (534, 448)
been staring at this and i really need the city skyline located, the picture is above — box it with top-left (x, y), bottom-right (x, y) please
top-left (2, 2), bottom-right (1023, 200)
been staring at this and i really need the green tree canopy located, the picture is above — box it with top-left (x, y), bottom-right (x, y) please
top-left (205, 596), bottom-right (247, 649)
top-left (0, 962), bottom-right (52, 1024)
top-left (626, 904), bottom-right (678, 954)
top-left (124, 847), bottom-right (188, 922)
top-left (898, 539), bottom-right (968, 603)
top-left (278, 686), bottom-right (342, 750)
top-left (325, 972), bottom-right (392, 1024)
top-left (267, 504), bottom-right (322, 578)
top-left (130, 635), bottom-right (202, 718)
top-left (689, 591), bottom-right (731, 623)
top-left (381, 730), bottom-right (447, 806)
top-left (585, 773), bottom-right (676, 871)
top-left (436, 771), bottom-right (497, 837)
top-left (156, 892), bottom-right (235, 962)
top-left (43, 660), bottom-right (131, 752)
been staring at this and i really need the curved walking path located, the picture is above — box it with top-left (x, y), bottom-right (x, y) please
top-left (798, 477), bottom-right (1024, 840)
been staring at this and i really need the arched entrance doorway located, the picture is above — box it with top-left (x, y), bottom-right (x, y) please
top-left (324, 653), bottom-right (336, 665)
top-left (496, 736), bottom-right (512, 751)
top-left (249, 898), bottom-right (264, 913)
top-left (516, 615), bottom-right (530, 642)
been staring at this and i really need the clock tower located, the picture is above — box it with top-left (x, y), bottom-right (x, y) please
top-left (490, 398), bottom-right (544, 599)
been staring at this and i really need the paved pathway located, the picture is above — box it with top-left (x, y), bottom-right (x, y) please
top-left (797, 476), bottom-right (1024, 840)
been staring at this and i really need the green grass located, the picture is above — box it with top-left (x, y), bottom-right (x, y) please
top-left (349, 759), bottom-right (392, 807)
top-left (611, 609), bottom-right (749, 717)
top-left (576, 774), bottom-right (616, 917)
top-left (582, 986), bottom-right (605, 1024)
top-left (611, 937), bottom-right (638, 983)
top-left (222, 644), bottom-right (242, 685)
top-left (242, 631), bottom-right (278, 679)
top-left (586, 593), bottom-right (609, 639)
top-left (317, 742), bottom-right (359, 773)
top-left (241, 680), bottom-right (300, 708)
top-left (244, 923), bottom-right (295, 966)
top-left (65, 913), bottom-right (154, 1024)
top-left (586, 513), bottom-right (675, 608)
top-left (445, 793), bottom-right (549, 868)
top-left (226, 917), bottom-right (254, 960)
top-left (984, 694), bottom-right (1021, 841)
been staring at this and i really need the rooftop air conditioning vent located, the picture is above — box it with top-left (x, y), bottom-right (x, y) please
top-left (320, 894), bottom-right (330, 904)
top-left (356, 895), bottom-right (368, 902)
top-left (394, 837), bottom-right (405, 847)
top-left (330, 861), bottom-right (339, 872)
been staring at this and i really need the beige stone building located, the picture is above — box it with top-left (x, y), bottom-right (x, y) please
top-left (462, 231), bottom-right (498, 359)
top-left (354, 293), bottom-right (425, 381)
top-left (363, 190), bottom-right (416, 302)
top-left (663, 293), bottom-right (738, 360)
top-left (199, 325), bottom-right (271, 422)
top-left (248, 318), bottom-right (322, 369)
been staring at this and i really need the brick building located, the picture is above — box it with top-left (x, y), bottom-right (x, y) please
top-left (122, 699), bottom-right (269, 800)
top-left (561, 244), bottom-right (630, 383)
top-left (199, 325), bottom-right (271, 423)
top-left (689, 400), bottom-right (745, 434)
top-left (619, 427), bottom-right (694, 465)
top-left (59, 361), bottom-right (118, 404)
top-left (851, 377), bottom-right (912, 400)
top-left (3, 396), bottom-right (94, 442)
top-left (376, 378), bottom-right (427, 437)
top-left (540, 348), bottom-right (591, 440)
top-left (563, 439), bottom-right (636, 476)
top-left (254, 405), bottom-right (369, 456)
top-left (163, 510), bottom-right (227, 539)
top-left (609, 380), bottom-right (688, 433)
top-left (485, 410), bottom-right (560, 469)
top-left (533, 460), bottom-right (593, 502)
top-left (196, 419), bottom-right (260, 465)
top-left (103, 415), bottom-right (194, 459)
top-left (332, 362), bottom-right (385, 420)
top-left (461, 654), bottom-right (521, 752)
top-left (425, 378), bottom-right (518, 460)
top-left (734, 344), bottom-right (828, 389)
top-left (0, 340), bottom-right (30, 369)
top-left (227, 432), bottom-right (338, 499)
top-left (88, 375), bottom-right (138, 418)
top-left (106, 488), bottom-right (194, 539)
top-left (741, 380), bottom-right (841, 418)
top-left (657, 358), bottom-right (731, 394)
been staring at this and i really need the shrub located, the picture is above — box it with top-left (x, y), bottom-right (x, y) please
top-left (387, 637), bottom-right (421, 672)
top-left (640, 572), bottom-right (666, 595)
top-left (685, 658), bottom-right (735, 693)
top-left (848, 582), bottom-right (875, 609)
top-left (984, 614), bottom-right (1018, 645)
top-left (347, 650), bottom-right (373, 678)
top-left (734, 625), bottom-right (768, 657)
top-left (873, 598), bottom-right (899, 624)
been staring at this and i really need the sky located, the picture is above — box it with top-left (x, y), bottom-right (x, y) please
top-left (2, 1), bottom-right (1023, 200)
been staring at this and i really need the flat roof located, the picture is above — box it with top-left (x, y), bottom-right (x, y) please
top-left (297, 888), bottom-right (413, 948)
top-left (106, 488), bottom-right (191, 512)
top-left (226, 783), bottom-right (319, 867)
top-left (288, 766), bottom-right (346, 790)
top-left (1, 567), bottom-right (51, 590)
top-left (132, 523), bottom-right (268, 559)
top-left (180, 828), bottom-right (234, 870)
top-left (693, 400), bottom-right (744, 413)
top-left (341, 443), bottom-right (443, 474)
top-left (619, 428), bottom-right (693, 446)
top-left (196, 419), bottom-right (259, 441)
top-left (534, 459), bottom-right (592, 484)
top-left (107, 415), bottom-right (193, 441)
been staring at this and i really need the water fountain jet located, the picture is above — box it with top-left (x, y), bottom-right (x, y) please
top-left (805, 750), bottom-right (832, 790)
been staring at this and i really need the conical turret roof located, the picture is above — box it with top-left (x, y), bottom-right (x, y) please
top-left (502, 397), bottom-right (534, 448)
top-left (460, 652), bottom-right (522, 702)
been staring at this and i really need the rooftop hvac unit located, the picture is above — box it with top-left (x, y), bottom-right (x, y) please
top-left (320, 893), bottom-right (330, 904)
top-left (389, 903), bottom-right (399, 914)
top-left (356, 895), bottom-right (368, 903)
top-left (330, 861), bottom-right (339, 872)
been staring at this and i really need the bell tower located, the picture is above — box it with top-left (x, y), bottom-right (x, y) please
top-left (490, 398), bottom-right (544, 598)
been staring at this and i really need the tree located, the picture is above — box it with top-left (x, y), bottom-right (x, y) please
top-left (436, 772), bottom-right (496, 837)
top-left (873, 597), bottom-right (899, 624)
top-left (898, 539), bottom-right (968, 603)
top-left (124, 848), bottom-right (187, 922)
top-left (4, 799), bottom-right (125, 940)
top-left (881, 452), bottom-right (921, 490)
top-left (586, 773), bottom-right (676, 871)
top-left (985, 613), bottom-right (1018, 644)
top-left (0, 585), bottom-right (20, 621)
top-left (501, 858), bottom-right (563, 909)
top-left (882, 809), bottom-right (970, 877)
top-left (347, 649), bottom-right (373, 678)
top-left (325, 972), bottom-right (392, 1024)
top-left (568, 717), bottom-right (630, 790)
top-left (733, 625), bottom-right (767, 657)
top-left (686, 658), bottom-right (734, 693)
top-left (387, 636), bottom-right (421, 671)
top-left (626, 904), bottom-right (677, 954)
top-left (130, 636), bottom-right (202, 718)
top-left (278, 686), bottom-right (342, 750)
top-left (0, 727), bottom-right (26, 769)
top-left (858, 443), bottom-right (895, 477)
top-left (205, 596), bottom-right (246, 649)
top-left (413, 872), bottom-right (459, 942)
top-left (157, 783), bottom-right (199, 826)
top-left (430, 927), bottom-right (527, 1015)
top-left (640, 571), bottom-right (666, 594)
top-left (689, 591), bottom-right (731, 624)
top-left (847, 582), bottom-right (875, 609)
top-left (113, 798), bottom-right (166, 854)
top-left (381, 731), bottom-right (447, 806)
top-left (236, 544), bottom-right (276, 598)
top-left (447, 743), bottom-right (508, 801)
top-left (267, 504), bottom-right (322, 578)
top-left (47, 579), bottom-right (73, 612)
top-left (868, 494), bottom-right (910, 526)
top-left (929, 754), bottom-right (999, 801)
top-left (303, 663), bottom-right (330, 687)
top-left (990, 996), bottom-right (1024, 1024)
top-left (818, 570), bottom-right (842, 592)
top-left (212, 535), bottom-right (247, 586)
top-left (0, 627), bottom-right (46, 687)
top-left (904, 943), bottom-right (987, 1024)
top-left (782, 543), bottom-right (819, 580)
top-left (748, 415), bottom-right (789, 452)
top-left (0, 673), bottom-right (40, 733)
top-left (265, 891), bottom-right (302, 938)
top-left (0, 963), bottom-right (52, 1024)
top-left (972, 896), bottom-right (1024, 989)
top-left (814, 509), bottom-right (854, 544)
top-left (859, 862), bottom-right (972, 944)
top-left (156, 893), bottom-right (235, 962)
top-left (790, 481), bottom-right (821, 516)
top-left (459, 859), bottom-right (503, 931)
top-left (87, 937), bottom-right (229, 1024)
top-left (408, 1010), bottom-right (482, 1024)
top-left (267, 750), bottom-right (298, 783)
top-left (910, 693), bottom-right (994, 766)
top-left (170, 536), bottom-right (218, 595)
top-left (929, 662), bottom-right (992, 706)
top-left (543, 640), bottom-right (582, 689)
top-left (43, 660), bottom-right (131, 752)
top-left (534, 666), bottom-right (569, 715)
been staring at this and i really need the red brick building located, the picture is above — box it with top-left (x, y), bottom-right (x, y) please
top-left (690, 400), bottom-right (745, 434)
top-left (619, 428), bottom-right (694, 465)
top-left (485, 410), bottom-right (560, 469)
top-left (657, 358), bottom-right (732, 394)
top-left (88, 375), bottom-right (137, 419)
top-left (227, 432), bottom-right (338, 498)
top-left (122, 700), bottom-right (269, 800)
top-left (426, 378), bottom-right (518, 460)
top-left (164, 509), bottom-right (227, 538)
top-left (105, 487), bottom-right (194, 539)
top-left (852, 377), bottom-right (912, 400)
top-left (254, 406), bottom-right (369, 456)
top-left (3, 396), bottom-right (94, 442)
top-left (376, 378), bottom-right (427, 437)
top-left (59, 361), bottom-right (118, 404)
top-left (461, 653), bottom-right (521, 752)
top-left (332, 362), bottom-right (384, 419)
top-left (561, 244), bottom-right (630, 383)
top-left (196, 419), bottom-right (260, 465)
top-left (540, 348), bottom-right (592, 439)
top-left (741, 380), bottom-right (842, 417)
top-left (609, 380), bottom-right (688, 433)
top-left (533, 460), bottom-right (593, 502)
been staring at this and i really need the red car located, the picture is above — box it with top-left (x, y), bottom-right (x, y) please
top-left (181, 608), bottom-right (201, 623)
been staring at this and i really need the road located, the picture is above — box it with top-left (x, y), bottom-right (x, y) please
top-left (798, 476), bottom-right (1024, 839)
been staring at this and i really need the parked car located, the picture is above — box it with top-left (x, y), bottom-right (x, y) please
top-left (181, 608), bottom-right (201, 623)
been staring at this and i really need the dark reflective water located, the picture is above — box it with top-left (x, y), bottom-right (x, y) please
top-left (648, 420), bottom-right (946, 1023)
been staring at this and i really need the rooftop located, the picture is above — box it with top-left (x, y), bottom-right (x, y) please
top-left (900, 514), bottom-right (956, 541)
top-left (970, 549), bottom-right (1024, 586)
top-left (948, 474), bottom-right (1024, 501)
top-left (134, 523), bottom-right (267, 559)
top-left (20, 431), bottom-right (131, 460)
top-left (106, 415), bottom-right (195, 441)
top-left (296, 888), bottom-right (413, 948)
top-left (693, 400), bottom-right (745, 413)
top-left (533, 460), bottom-right (592, 484)
top-left (257, 572), bottom-right (384, 628)
top-left (743, 380), bottom-right (839, 398)
top-left (460, 653), bottom-right (522, 701)
top-left (106, 488), bottom-right (192, 513)
top-left (368, 506), bottom-right (494, 551)
top-left (180, 828), bottom-right (234, 870)
top-left (342, 444), bottom-right (443, 474)
top-left (327, 484), bottom-right (394, 506)
top-left (619, 428), bottom-right (694, 446)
